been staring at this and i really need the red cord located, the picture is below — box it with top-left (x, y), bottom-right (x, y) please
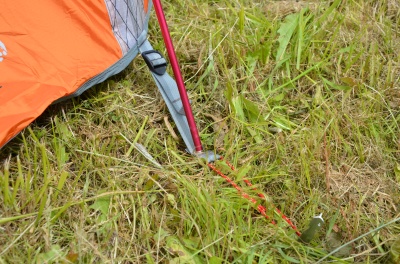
top-left (208, 158), bottom-right (301, 237)
top-left (207, 162), bottom-right (277, 224)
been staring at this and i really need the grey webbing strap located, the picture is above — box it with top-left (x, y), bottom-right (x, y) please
top-left (139, 40), bottom-right (220, 162)
top-left (139, 40), bottom-right (196, 154)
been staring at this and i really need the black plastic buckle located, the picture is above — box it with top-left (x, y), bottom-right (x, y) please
top-left (142, 50), bottom-right (167, 75)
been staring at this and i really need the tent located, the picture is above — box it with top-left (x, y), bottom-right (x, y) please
top-left (0, 0), bottom-right (145, 147)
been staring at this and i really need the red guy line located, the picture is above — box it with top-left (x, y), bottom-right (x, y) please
top-left (207, 162), bottom-right (276, 224)
top-left (208, 158), bottom-right (301, 237)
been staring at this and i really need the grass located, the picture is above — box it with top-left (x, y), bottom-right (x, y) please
top-left (1, 0), bottom-right (399, 263)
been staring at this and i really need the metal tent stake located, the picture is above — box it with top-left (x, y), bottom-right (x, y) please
top-left (152, 0), bottom-right (203, 153)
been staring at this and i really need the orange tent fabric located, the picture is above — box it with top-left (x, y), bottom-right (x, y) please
top-left (0, 0), bottom-right (150, 148)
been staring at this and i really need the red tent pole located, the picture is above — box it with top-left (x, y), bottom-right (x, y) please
top-left (152, 0), bottom-right (203, 153)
